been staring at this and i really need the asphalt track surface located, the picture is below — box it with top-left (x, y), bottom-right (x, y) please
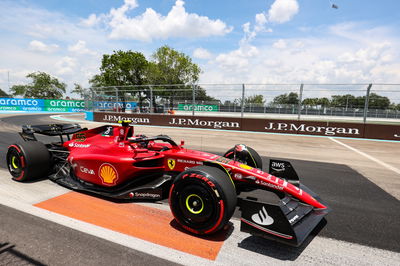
top-left (0, 113), bottom-right (399, 265)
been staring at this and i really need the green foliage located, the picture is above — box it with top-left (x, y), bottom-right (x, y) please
top-left (195, 86), bottom-right (219, 102)
top-left (90, 50), bottom-right (149, 87)
top-left (330, 93), bottom-right (390, 109)
top-left (245, 94), bottom-right (265, 105)
top-left (273, 92), bottom-right (299, 105)
top-left (71, 83), bottom-right (87, 98)
top-left (149, 46), bottom-right (201, 107)
top-left (368, 93), bottom-right (390, 109)
top-left (10, 72), bottom-right (66, 98)
top-left (89, 47), bottom-right (204, 108)
top-left (150, 45), bottom-right (200, 84)
top-left (0, 88), bottom-right (9, 97)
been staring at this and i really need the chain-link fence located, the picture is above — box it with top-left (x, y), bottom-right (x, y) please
top-left (86, 84), bottom-right (400, 122)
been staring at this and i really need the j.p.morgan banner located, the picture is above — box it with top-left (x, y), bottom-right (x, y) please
top-left (94, 112), bottom-right (400, 141)
top-left (0, 98), bottom-right (85, 112)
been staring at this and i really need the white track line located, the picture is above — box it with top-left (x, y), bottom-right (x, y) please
top-left (329, 137), bottom-right (400, 175)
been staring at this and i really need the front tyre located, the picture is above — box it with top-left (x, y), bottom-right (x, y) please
top-left (224, 145), bottom-right (263, 169)
top-left (169, 166), bottom-right (237, 235)
top-left (6, 142), bottom-right (50, 182)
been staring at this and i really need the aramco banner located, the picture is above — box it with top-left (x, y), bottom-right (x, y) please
top-left (0, 98), bottom-right (85, 112)
top-left (178, 104), bottom-right (219, 112)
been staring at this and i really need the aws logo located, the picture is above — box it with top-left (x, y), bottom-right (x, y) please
top-left (99, 163), bottom-right (118, 185)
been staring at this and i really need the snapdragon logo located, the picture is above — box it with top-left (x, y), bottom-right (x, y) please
top-left (169, 118), bottom-right (240, 129)
top-left (265, 122), bottom-right (360, 136)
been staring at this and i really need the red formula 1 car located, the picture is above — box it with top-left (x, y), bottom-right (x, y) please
top-left (6, 121), bottom-right (330, 246)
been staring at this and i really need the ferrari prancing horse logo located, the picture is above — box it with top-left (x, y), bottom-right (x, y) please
top-left (167, 159), bottom-right (176, 170)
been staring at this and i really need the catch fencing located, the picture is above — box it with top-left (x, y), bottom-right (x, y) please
top-left (86, 83), bottom-right (400, 123)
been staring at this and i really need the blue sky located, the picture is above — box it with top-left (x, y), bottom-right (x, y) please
top-left (0, 0), bottom-right (399, 96)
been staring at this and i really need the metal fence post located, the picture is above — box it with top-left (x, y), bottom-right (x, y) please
top-left (115, 87), bottom-right (119, 112)
top-left (241, 84), bottom-right (245, 118)
top-left (297, 84), bottom-right (304, 120)
top-left (149, 85), bottom-right (153, 113)
top-left (192, 84), bottom-right (196, 116)
top-left (363, 84), bottom-right (372, 123)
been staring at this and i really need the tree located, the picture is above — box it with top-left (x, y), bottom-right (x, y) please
top-left (149, 46), bottom-right (201, 107)
top-left (90, 50), bottom-right (149, 110)
top-left (368, 93), bottom-right (390, 109)
top-left (273, 92), bottom-right (299, 105)
top-left (90, 50), bottom-right (149, 87)
top-left (149, 46), bottom-right (200, 84)
top-left (245, 94), bottom-right (265, 105)
top-left (10, 72), bottom-right (66, 98)
top-left (317, 97), bottom-right (330, 107)
top-left (0, 88), bottom-right (9, 97)
top-left (195, 86), bottom-right (219, 102)
top-left (71, 83), bottom-right (86, 99)
top-left (302, 98), bottom-right (319, 106)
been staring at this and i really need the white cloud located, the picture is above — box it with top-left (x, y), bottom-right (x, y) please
top-left (273, 39), bottom-right (287, 49)
top-left (268, 0), bottom-right (299, 24)
top-left (201, 25), bottom-right (400, 89)
top-left (98, 0), bottom-right (232, 41)
top-left (68, 40), bottom-right (96, 55)
top-left (28, 40), bottom-right (59, 53)
top-left (193, 48), bottom-right (212, 60)
top-left (239, 0), bottom-right (299, 45)
top-left (215, 45), bottom-right (259, 70)
top-left (81, 14), bottom-right (102, 27)
top-left (55, 57), bottom-right (77, 75)
top-left (255, 13), bottom-right (267, 26)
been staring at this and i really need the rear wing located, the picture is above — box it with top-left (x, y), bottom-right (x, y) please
top-left (20, 124), bottom-right (85, 143)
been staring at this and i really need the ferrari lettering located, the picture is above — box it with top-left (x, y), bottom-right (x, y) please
top-left (265, 122), bottom-right (360, 136)
top-left (169, 118), bottom-right (239, 129)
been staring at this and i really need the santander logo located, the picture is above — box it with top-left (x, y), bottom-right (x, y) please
top-left (251, 206), bottom-right (274, 226)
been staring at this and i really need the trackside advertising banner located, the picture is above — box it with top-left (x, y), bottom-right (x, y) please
top-left (93, 112), bottom-right (400, 141)
top-left (0, 98), bottom-right (85, 112)
top-left (178, 104), bottom-right (219, 112)
top-left (95, 101), bottom-right (137, 110)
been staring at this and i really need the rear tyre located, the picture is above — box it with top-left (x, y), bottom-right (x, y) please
top-left (169, 166), bottom-right (237, 235)
top-left (224, 145), bottom-right (263, 169)
top-left (6, 142), bottom-right (51, 182)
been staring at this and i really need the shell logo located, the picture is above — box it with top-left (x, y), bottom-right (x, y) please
top-left (99, 163), bottom-right (118, 185)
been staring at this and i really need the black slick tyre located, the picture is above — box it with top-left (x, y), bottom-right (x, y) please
top-left (224, 145), bottom-right (263, 169)
top-left (6, 141), bottom-right (51, 182)
top-left (169, 165), bottom-right (237, 235)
